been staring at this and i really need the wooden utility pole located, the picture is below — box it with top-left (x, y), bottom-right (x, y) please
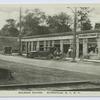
top-left (72, 7), bottom-right (77, 62)
top-left (19, 7), bottom-right (22, 55)
top-left (67, 7), bottom-right (77, 62)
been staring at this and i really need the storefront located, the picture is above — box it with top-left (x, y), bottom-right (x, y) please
top-left (21, 30), bottom-right (100, 59)
top-left (78, 32), bottom-right (99, 59)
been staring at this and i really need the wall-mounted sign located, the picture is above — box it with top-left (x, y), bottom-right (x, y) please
top-left (79, 33), bottom-right (98, 38)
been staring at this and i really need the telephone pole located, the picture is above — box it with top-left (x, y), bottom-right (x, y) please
top-left (19, 7), bottom-right (22, 55)
top-left (67, 7), bottom-right (77, 62)
top-left (73, 7), bottom-right (77, 62)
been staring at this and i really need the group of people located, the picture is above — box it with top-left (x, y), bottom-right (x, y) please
top-left (49, 46), bottom-right (73, 58)
top-left (88, 45), bottom-right (98, 54)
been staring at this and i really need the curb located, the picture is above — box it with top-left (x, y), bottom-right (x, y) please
top-left (65, 58), bottom-right (100, 63)
top-left (0, 81), bottom-right (91, 90)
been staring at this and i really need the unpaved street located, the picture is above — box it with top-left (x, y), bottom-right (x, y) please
top-left (0, 54), bottom-right (100, 76)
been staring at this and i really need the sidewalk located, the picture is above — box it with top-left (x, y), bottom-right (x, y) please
top-left (0, 54), bottom-right (100, 76)
top-left (65, 57), bottom-right (100, 63)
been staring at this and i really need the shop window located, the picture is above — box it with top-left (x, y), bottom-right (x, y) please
top-left (29, 42), bottom-right (31, 51)
top-left (39, 45), bottom-right (44, 51)
top-left (22, 42), bottom-right (26, 52)
top-left (79, 39), bottom-right (83, 44)
top-left (39, 41), bottom-right (44, 51)
top-left (79, 39), bottom-right (83, 57)
top-left (27, 42), bottom-right (31, 52)
top-left (26, 42), bottom-right (28, 53)
top-left (63, 39), bottom-right (71, 54)
top-left (63, 39), bottom-right (70, 44)
top-left (50, 40), bottom-right (52, 47)
top-left (33, 41), bottom-right (37, 51)
top-left (54, 40), bottom-right (60, 51)
top-left (70, 39), bottom-right (73, 44)
top-left (88, 38), bottom-right (98, 54)
top-left (54, 40), bottom-right (60, 44)
top-left (45, 41), bottom-right (49, 51)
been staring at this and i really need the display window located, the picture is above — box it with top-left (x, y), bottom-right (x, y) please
top-left (87, 38), bottom-right (98, 54)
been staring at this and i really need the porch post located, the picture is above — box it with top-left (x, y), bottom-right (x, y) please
top-left (31, 41), bottom-right (33, 51)
top-left (60, 40), bottom-right (63, 53)
top-left (97, 37), bottom-right (100, 58)
top-left (36, 41), bottom-right (39, 51)
top-left (44, 41), bottom-right (46, 51)
top-left (83, 38), bottom-right (88, 56)
top-left (76, 36), bottom-right (79, 58)
top-left (25, 42), bottom-right (28, 54)
top-left (52, 40), bottom-right (54, 47)
top-left (28, 42), bottom-right (30, 52)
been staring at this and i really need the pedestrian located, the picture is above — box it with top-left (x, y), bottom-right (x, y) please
top-left (68, 47), bottom-right (72, 57)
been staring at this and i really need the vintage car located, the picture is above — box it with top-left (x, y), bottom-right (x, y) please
top-left (26, 47), bottom-right (63, 59)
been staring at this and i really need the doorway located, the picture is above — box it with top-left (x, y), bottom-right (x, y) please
top-left (79, 44), bottom-right (83, 57)
top-left (63, 44), bottom-right (70, 53)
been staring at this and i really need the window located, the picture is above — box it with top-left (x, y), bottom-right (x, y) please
top-left (44, 41), bottom-right (49, 51)
top-left (79, 39), bottom-right (83, 44)
top-left (29, 42), bottom-right (31, 51)
top-left (27, 42), bottom-right (31, 52)
top-left (33, 41), bottom-right (37, 51)
top-left (50, 40), bottom-right (52, 47)
top-left (88, 38), bottom-right (97, 54)
top-left (39, 41), bottom-right (44, 51)
top-left (22, 42), bottom-right (26, 52)
top-left (54, 40), bottom-right (60, 44)
top-left (26, 42), bottom-right (28, 52)
top-left (63, 39), bottom-right (70, 44)
top-left (54, 40), bottom-right (60, 51)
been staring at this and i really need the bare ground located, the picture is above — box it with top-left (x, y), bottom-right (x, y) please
top-left (0, 59), bottom-right (99, 85)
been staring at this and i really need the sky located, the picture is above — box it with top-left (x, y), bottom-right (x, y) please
top-left (0, 4), bottom-right (100, 29)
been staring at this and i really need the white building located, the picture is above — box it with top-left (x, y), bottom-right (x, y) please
top-left (21, 30), bottom-right (100, 59)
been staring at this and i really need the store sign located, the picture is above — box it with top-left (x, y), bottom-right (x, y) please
top-left (79, 33), bottom-right (98, 38)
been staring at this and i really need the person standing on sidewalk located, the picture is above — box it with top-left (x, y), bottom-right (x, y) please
top-left (68, 47), bottom-right (72, 57)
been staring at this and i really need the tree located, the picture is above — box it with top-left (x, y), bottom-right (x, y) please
top-left (77, 7), bottom-right (93, 31)
top-left (47, 12), bottom-right (72, 33)
top-left (0, 19), bottom-right (19, 37)
top-left (20, 9), bottom-right (50, 36)
top-left (18, 9), bottom-right (72, 36)
top-left (81, 19), bottom-right (92, 30)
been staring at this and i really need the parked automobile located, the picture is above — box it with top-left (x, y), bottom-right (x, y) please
top-left (27, 50), bottom-right (53, 59)
top-left (4, 46), bottom-right (12, 54)
top-left (27, 47), bottom-right (64, 59)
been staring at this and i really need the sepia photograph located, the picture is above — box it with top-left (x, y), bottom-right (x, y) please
top-left (0, 3), bottom-right (100, 96)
